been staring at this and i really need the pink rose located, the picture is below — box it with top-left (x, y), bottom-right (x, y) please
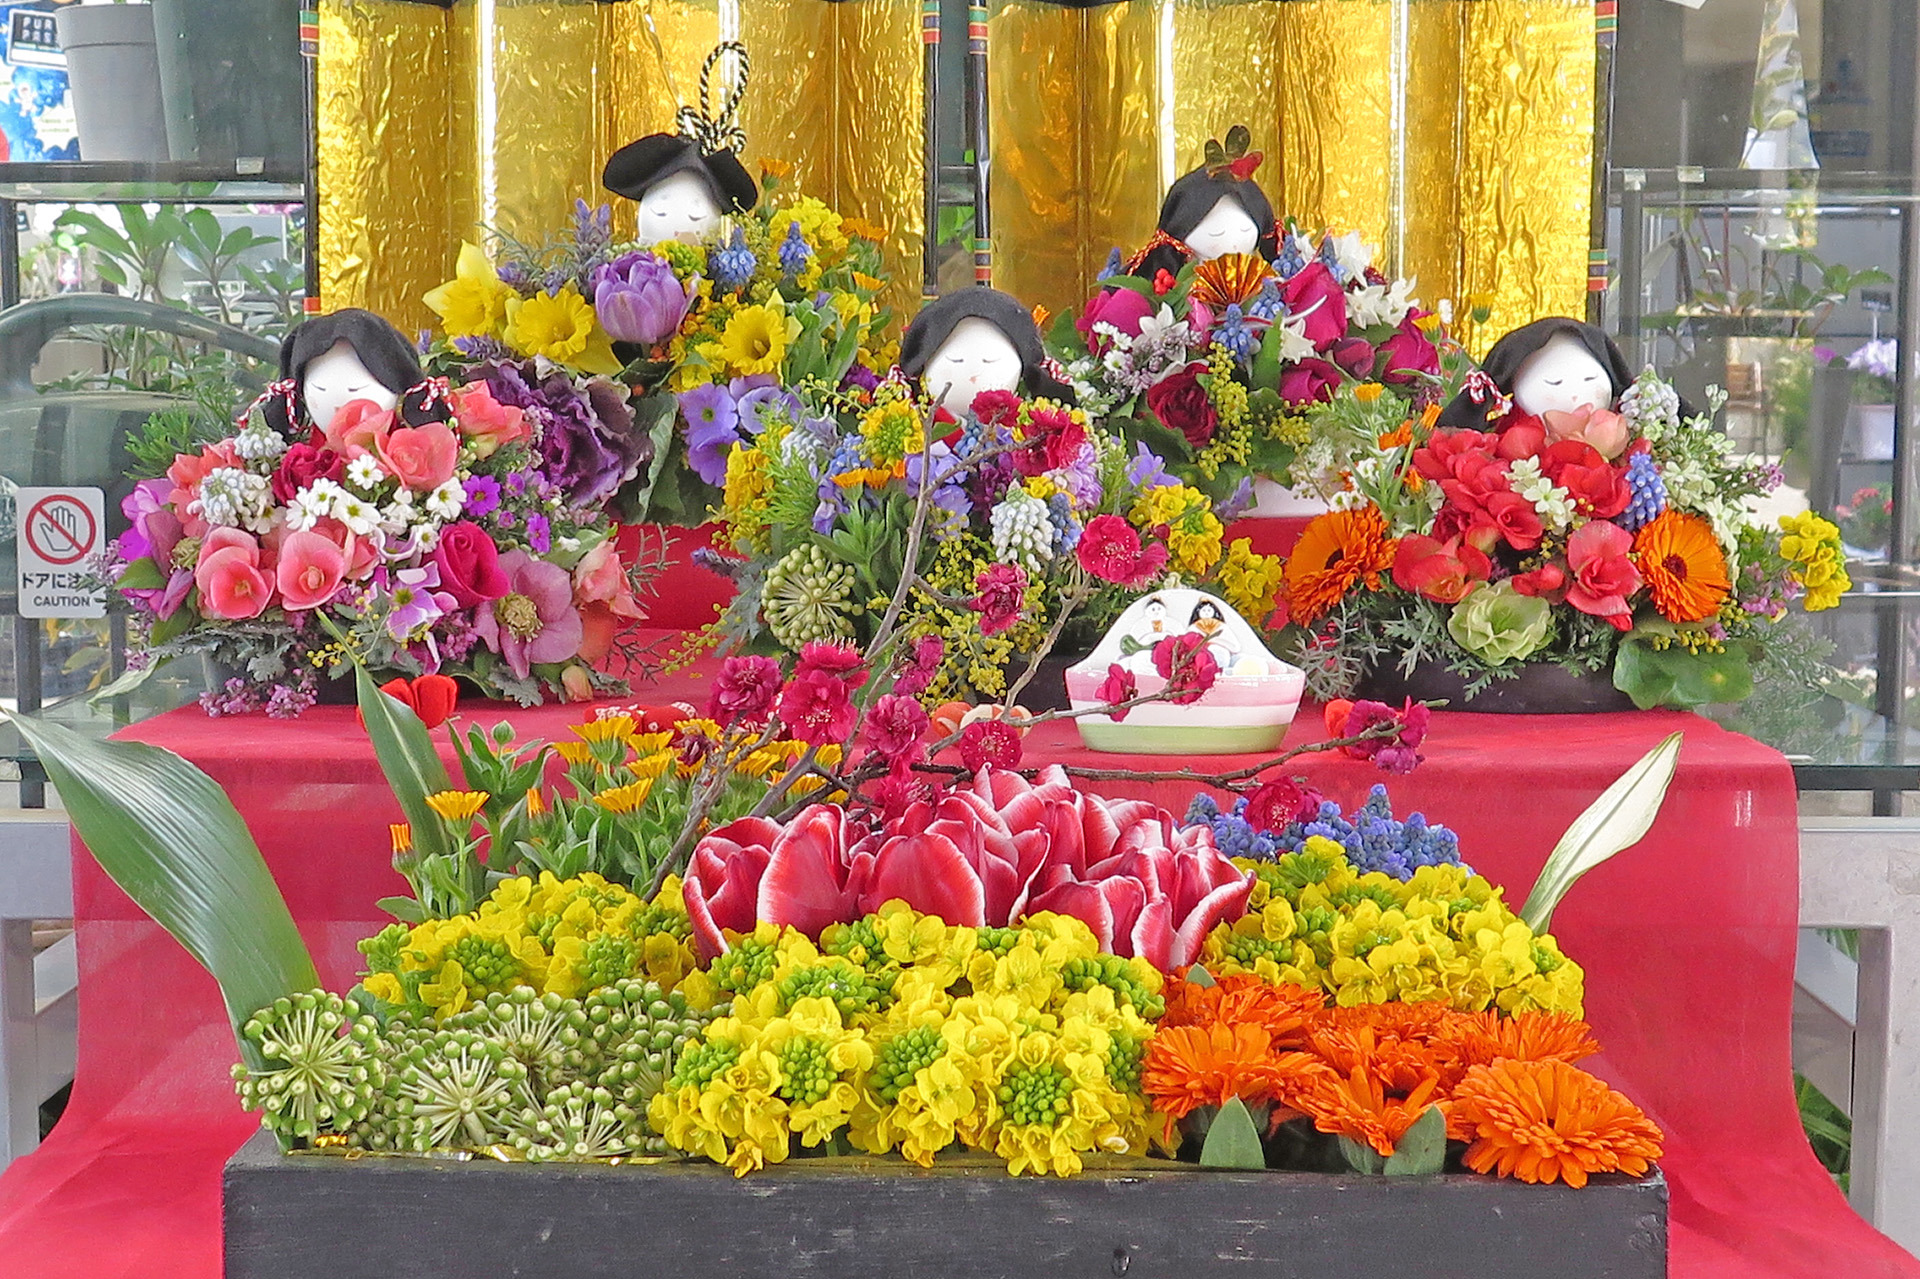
top-left (274, 529), bottom-right (348, 612)
top-left (1542, 405), bottom-right (1632, 461)
top-left (1278, 357), bottom-right (1342, 406)
top-left (377, 422), bottom-right (459, 492)
top-left (320, 399), bottom-right (393, 459)
top-left (1279, 261), bottom-right (1348, 350)
top-left (194, 529), bottom-right (272, 620)
top-left (448, 382), bottom-right (529, 459)
top-left (433, 521), bottom-right (511, 608)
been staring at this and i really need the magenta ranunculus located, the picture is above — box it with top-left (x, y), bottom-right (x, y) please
top-left (1280, 261), bottom-right (1348, 350)
top-left (432, 521), bottom-right (511, 609)
top-left (709, 654), bottom-right (782, 725)
top-left (592, 251), bottom-right (693, 347)
top-left (1278, 357), bottom-right (1343, 406)
top-left (472, 549), bottom-right (585, 680)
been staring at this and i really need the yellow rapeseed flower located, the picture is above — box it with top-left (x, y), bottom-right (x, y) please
top-left (503, 284), bottom-right (620, 374)
top-left (424, 790), bottom-right (490, 823)
top-left (423, 241), bottom-right (514, 338)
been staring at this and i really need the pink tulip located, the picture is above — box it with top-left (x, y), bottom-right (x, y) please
top-left (274, 529), bottom-right (348, 612)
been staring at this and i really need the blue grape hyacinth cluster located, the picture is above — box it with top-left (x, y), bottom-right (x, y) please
top-left (1183, 794), bottom-right (1279, 861)
top-left (1279, 785), bottom-right (1463, 879)
top-left (1619, 450), bottom-right (1668, 533)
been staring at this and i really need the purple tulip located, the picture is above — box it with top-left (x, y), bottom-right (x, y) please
top-left (591, 252), bottom-right (692, 347)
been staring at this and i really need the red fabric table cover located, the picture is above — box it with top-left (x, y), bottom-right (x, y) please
top-left (1, 670), bottom-right (1913, 1277)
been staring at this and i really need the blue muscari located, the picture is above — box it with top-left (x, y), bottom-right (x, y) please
top-left (1185, 784), bottom-right (1463, 880)
top-left (710, 228), bottom-right (758, 292)
top-left (1275, 238), bottom-right (1306, 280)
top-left (1620, 451), bottom-right (1668, 533)
top-left (1247, 278), bottom-right (1284, 322)
top-left (1215, 303), bottom-right (1256, 365)
top-left (778, 222), bottom-right (813, 277)
top-left (1316, 236), bottom-right (1348, 283)
top-left (1097, 247), bottom-right (1125, 282)
top-left (1047, 492), bottom-right (1083, 555)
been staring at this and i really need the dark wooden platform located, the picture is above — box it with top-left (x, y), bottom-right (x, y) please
top-left (224, 1130), bottom-right (1668, 1279)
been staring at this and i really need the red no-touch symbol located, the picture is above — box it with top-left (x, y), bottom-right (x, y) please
top-left (24, 494), bottom-right (95, 566)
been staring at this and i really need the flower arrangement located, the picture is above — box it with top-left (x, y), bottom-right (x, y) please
top-left (1835, 484), bottom-right (1892, 553)
top-left (1044, 229), bottom-right (1470, 510)
top-left (421, 171), bottom-right (896, 527)
top-left (111, 376), bottom-right (650, 710)
top-left (704, 378), bottom-right (1292, 702)
top-left (1275, 368), bottom-right (1849, 708)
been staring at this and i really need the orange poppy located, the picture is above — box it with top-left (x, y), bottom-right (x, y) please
top-left (1631, 511), bottom-right (1730, 623)
top-left (1140, 1022), bottom-right (1285, 1120)
top-left (1283, 506), bottom-right (1398, 626)
top-left (1190, 253), bottom-right (1273, 311)
top-left (1448, 1058), bottom-right (1664, 1187)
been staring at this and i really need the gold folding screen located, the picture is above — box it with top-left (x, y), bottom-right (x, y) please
top-left (319, 0), bottom-right (925, 330)
top-left (318, 0), bottom-right (1596, 348)
top-left (989, 0), bottom-right (1598, 344)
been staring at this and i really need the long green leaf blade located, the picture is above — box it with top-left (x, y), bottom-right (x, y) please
top-left (8, 712), bottom-right (317, 1057)
top-left (354, 663), bottom-right (454, 860)
top-left (1198, 1097), bottom-right (1267, 1169)
top-left (1521, 732), bottom-right (1683, 931)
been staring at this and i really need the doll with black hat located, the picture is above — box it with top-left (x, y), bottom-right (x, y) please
top-left (1128, 126), bottom-right (1281, 281)
top-left (602, 43), bottom-right (759, 247)
top-left (899, 287), bottom-right (1077, 418)
top-left (1434, 317), bottom-right (1639, 431)
top-left (253, 307), bottom-right (451, 441)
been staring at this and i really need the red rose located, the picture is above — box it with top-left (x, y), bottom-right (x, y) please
top-left (1278, 357), bottom-right (1342, 406)
top-left (1328, 336), bottom-right (1377, 380)
top-left (1541, 440), bottom-right (1630, 519)
top-left (1145, 363), bottom-right (1219, 447)
top-left (1280, 261), bottom-right (1348, 350)
top-left (1483, 490), bottom-right (1545, 551)
top-left (1391, 534), bottom-right (1491, 603)
top-left (1563, 520), bottom-right (1641, 630)
top-left (1379, 314), bottom-right (1440, 385)
top-left (432, 521), bottom-right (511, 609)
top-left (269, 441), bottom-right (347, 506)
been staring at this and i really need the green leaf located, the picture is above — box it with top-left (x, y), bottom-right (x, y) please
top-left (1198, 1097), bottom-right (1267, 1169)
top-left (375, 895), bottom-right (427, 924)
top-left (1186, 963), bottom-right (1217, 988)
top-left (114, 557), bottom-right (167, 590)
top-left (1384, 1105), bottom-right (1446, 1175)
top-left (1612, 630), bottom-right (1754, 709)
top-left (87, 662), bottom-right (159, 707)
top-left (1338, 1135), bottom-right (1386, 1175)
top-left (148, 594), bottom-right (197, 645)
top-left (5, 712), bottom-right (318, 1069)
top-left (1520, 731), bottom-right (1682, 932)
top-left (353, 662), bottom-right (455, 861)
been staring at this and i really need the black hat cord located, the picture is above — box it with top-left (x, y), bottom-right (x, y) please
top-left (674, 43), bottom-right (750, 158)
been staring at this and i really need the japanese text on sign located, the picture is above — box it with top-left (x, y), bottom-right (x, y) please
top-left (16, 486), bottom-right (105, 618)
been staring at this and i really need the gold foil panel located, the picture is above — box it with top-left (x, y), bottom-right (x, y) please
top-left (1455, 0), bottom-right (1596, 350)
top-left (1401, 0), bottom-right (1466, 310)
top-left (1269, 0), bottom-right (1395, 254)
top-left (599, 2), bottom-right (721, 243)
top-left (317, 0), bottom-right (453, 329)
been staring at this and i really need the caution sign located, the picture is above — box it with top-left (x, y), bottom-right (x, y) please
top-left (16, 486), bottom-right (106, 618)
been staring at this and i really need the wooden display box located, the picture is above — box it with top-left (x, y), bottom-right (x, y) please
top-left (224, 1131), bottom-right (1668, 1279)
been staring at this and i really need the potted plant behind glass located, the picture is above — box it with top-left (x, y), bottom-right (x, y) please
top-left (54, 0), bottom-right (169, 162)
top-left (1844, 338), bottom-right (1897, 461)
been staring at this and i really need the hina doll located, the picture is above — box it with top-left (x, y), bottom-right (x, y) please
top-left (259, 308), bottom-right (449, 439)
top-left (1128, 125), bottom-right (1280, 281)
top-left (1435, 318), bottom-right (1636, 430)
top-left (899, 287), bottom-right (1077, 418)
top-left (602, 43), bottom-right (758, 246)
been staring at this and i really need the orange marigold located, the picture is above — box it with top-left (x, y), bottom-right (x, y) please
top-left (1442, 1010), bottom-right (1602, 1071)
top-left (1631, 511), bottom-right (1730, 624)
top-left (1448, 1058), bottom-right (1664, 1187)
top-left (1164, 973), bottom-right (1325, 1049)
top-left (1283, 506), bottom-right (1398, 626)
top-left (1291, 1058), bottom-right (1443, 1157)
top-left (1140, 1023), bottom-right (1285, 1120)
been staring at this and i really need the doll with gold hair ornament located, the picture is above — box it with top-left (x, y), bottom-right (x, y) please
top-left (602, 42), bottom-right (759, 247)
top-left (1128, 126), bottom-right (1281, 282)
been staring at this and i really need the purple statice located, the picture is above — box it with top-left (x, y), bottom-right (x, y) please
top-left (264, 673), bottom-right (318, 720)
top-left (777, 221), bottom-right (813, 277)
top-left (1126, 441), bottom-right (1175, 490)
top-left (463, 475), bottom-right (502, 519)
top-left (679, 383), bottom-right (741, 485)
top-left (1214, 303), bottom-right (1256, 364)
top-left (439, 610), bottom-right (481, 663)
top-left (709, 227), bottom-right (757, 292)
top-left (525, 512), bottom-right (552, 554)
top-left (1619, 451), bottom-right (1667, 532)
top-left (1096, 247), bottom-right (1124, 282)
top-left (1757, 461), bottom-right (1785, 494)
top-left (1269, 785), bottom-right (1463, 880)
top-left (201, 677), bottom-right (260, 718)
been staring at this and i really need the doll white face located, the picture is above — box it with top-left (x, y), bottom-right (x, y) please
top-left (1510, 333), bottom-right (1613, 417)
top-left (635, 170), bottom-right (725, 246)
top-left (922, 317), bottom-right (1022, 418)
top-left (1184, 194), bottom-right (1261, 261)
top-left (302, 340), bottom-right (397, 431)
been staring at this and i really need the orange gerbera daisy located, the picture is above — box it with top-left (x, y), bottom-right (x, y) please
top-left (1283, 506), bottom-right (1398, 626)
top-left (1291, 1058), bottom-right (1443, 1157)
top-left (1164, 973), bottom-right (1325, 1049)
top-left (1631, 511), bottom-right (1730, 623)
top-left (1140, 1022), bottom-right (1285, 1120)
top-left (1448, 1058), bottom-right (1664, 1187)
top-left (1190, 253), bottom-right (1273, 310)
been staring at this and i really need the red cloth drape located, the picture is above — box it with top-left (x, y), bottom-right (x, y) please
top-left (0, 662), bottom-right (1912, 1276)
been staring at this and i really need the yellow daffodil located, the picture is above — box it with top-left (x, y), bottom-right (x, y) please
top-left (715, 302), bottom-right (794, 377)
top-left (503, 284), bottom-right (621, 374)
top-left (423, 241), bottom-right (514, 338)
